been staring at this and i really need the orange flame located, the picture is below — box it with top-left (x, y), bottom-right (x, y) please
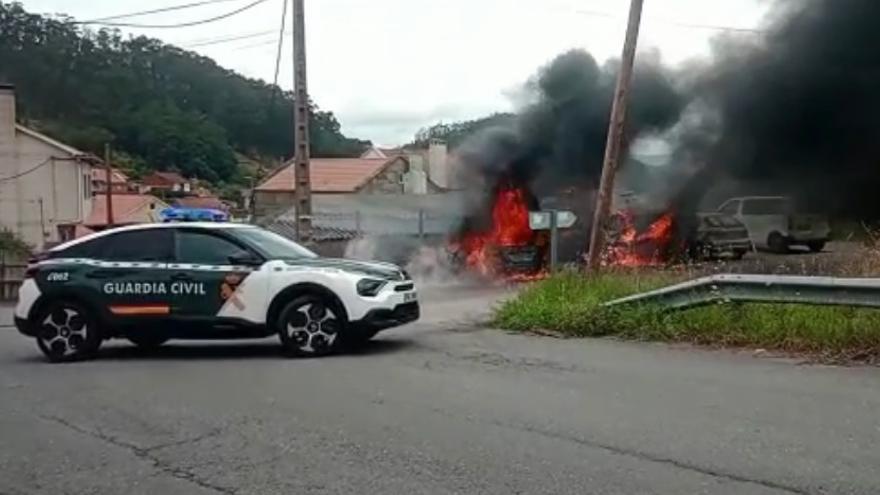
top-left (452, 185), bottom-right (543, 278)
top-left (605, 210), bottom-right (675, 267)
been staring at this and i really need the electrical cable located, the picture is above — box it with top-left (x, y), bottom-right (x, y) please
top-left (273, 0), bottom-right (290, 88)
top-left (78, 0), bottom-right (270, 29)
top-left (0, 159), bottom-right (53, 183)
top-left (183, 30), bottom-right (276, 48)
top-left (78, 0), bottom-right (241, 23)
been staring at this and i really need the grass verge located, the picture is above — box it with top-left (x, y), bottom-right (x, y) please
top-left (494, 272), bottom-right (880, 361)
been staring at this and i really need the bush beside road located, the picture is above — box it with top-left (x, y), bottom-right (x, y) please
top-left (495, 272), bottom-right (880, 361)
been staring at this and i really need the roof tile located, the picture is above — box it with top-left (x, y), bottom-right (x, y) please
top-left (256, 157), bottom-right (398, 193)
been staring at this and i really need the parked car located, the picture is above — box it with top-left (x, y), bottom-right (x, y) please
top-left (688, 213), bottom-right (752, 260)
top-left (717, 196), bottom-right (830, 253)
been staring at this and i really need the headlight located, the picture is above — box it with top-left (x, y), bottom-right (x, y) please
top-left (357, 278), bottom-right (386, 296)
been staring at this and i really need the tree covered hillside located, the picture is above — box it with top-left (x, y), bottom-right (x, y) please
top-left (0, 2), bottom-right (369, 184)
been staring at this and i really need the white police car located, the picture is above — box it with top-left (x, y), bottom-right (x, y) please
top-left (14, 223), bottom-right (419, 362)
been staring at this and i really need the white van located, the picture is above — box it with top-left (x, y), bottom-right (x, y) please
top-left (717, 196), bottom-right (830, 253)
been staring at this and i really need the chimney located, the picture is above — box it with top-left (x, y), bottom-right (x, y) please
top-left (0, 83), bottom-right (15, 155)
top-left (427, 138), bottom-right (448, 189)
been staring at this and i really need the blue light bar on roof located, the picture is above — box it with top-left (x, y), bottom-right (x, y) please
top-left (160, 207), bottom-right (229, 223)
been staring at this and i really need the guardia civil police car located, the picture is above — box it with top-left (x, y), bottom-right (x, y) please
top-left (14, 223), bottom-right (419, 362)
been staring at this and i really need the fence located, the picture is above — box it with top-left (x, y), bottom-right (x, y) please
top-left (262, 210), bottom-right (462, 242)
top-left (259, 209), bottom-right (463, 263)
top-left (0, 261), bottom-right (25, 302)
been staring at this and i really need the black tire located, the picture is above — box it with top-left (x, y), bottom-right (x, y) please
top-left (767, 232), bottom-right (789, 254)
top-left (127, 334), bottom-right (170, 349)
top-left (807, 240), bottom-right (826, 253)
top-left (277, 294), bottom-right (346, 357)
top-left (34, 300), bottom-right (102, 363)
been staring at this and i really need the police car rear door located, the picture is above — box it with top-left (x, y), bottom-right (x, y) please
top-left (169, 228), bottom-right (262, 321)
top-left (92, 228), bottom-right (174, 318)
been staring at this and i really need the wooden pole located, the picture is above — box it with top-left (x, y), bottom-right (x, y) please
top-left (292, 0), bottom-right (312, 242)
top-left (104, 143), bottom-right (114, 228)
top-left (586, 0), bottom-right (645, 271)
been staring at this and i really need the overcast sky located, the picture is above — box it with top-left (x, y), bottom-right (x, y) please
top-left (21, 0), bottom-right (769, 146)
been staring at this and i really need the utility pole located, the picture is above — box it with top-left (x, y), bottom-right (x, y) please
top-left (37, 197), bottom-right (46, 246)
top-left (104, 143), bottom-right (114, 228)
top-left (586, 0), bottom-right (645, 271)
top-left (292, 0), bottom-right (312, 242)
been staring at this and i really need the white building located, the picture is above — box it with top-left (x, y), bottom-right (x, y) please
top-left (0, 84), bottom-right (99, 250)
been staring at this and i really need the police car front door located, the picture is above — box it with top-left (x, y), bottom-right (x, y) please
top-left (170, 229), bottom-right (258, 320)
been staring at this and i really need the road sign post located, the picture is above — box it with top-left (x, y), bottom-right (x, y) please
top-left (529, 210), bottom-right (577, 272)
top-left (549, 210), bottom-right (559, 272)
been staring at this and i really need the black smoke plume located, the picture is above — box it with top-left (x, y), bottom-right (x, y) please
top-left (677, 0), bottom-right (880, 217)
top-left (455, 49), bottom-right (682, 199)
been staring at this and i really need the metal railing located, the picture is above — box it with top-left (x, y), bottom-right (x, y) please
top-left (605, 274), bottom-right (880, 310)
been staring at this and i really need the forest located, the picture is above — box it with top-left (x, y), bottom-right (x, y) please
top-left (0, 2), bottom-right (369, 185)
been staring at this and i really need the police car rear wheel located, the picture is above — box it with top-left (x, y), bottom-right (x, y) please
top-left (35, 300), bottom-right (101, 363)
top-left (277, 295), bottom-right (344, 357)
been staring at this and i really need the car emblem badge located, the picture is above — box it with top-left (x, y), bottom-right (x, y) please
top-left (220, 273), bottom-right (246, 310)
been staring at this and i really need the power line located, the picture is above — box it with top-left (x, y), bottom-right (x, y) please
top-left (230, 38), bottom-right (280, 51)
top-left (0, 159), bottom-right (53, 183)
top-left (652, 18), bottom-right (764, 34)
top-left (78, 0), bottom-right (270, 29)
top-left (273, 0), bottom-right (290, 88)
top-left (570, 7), bottom-right (764, 34)
top-left (79, 0), bottom-right (241, 23)
top-left (184, 30), bottom-right (276, 48)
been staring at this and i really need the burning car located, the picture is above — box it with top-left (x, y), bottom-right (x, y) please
top-left (449, 182), bottom-right (548, 279)
top-left (606, 209), bottom-right (751, 265)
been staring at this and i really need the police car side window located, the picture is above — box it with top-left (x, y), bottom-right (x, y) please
top-left (98, 229), bottom-right (174, 262)
top-left (58, 237), bottom-right (106, 259)
top-left (176, 231), bottom-right (249, 265)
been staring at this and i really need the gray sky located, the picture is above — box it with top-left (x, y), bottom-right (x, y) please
top-left (21, 0), bottom-right (769, 146)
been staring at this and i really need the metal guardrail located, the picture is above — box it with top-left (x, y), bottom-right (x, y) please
top-left (604, 274), bottom-right (880, 310)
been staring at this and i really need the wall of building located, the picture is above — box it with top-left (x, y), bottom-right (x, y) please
top-left (359, 157), bottom-right (407, 194)
top-left (0, 134), bottom-right (91, 249)
top-left (253, 190), bottom-right (296, 216)
top-left (0, 86), bottom-right (90, 250)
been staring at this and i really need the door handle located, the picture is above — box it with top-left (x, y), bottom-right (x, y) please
top-left (171, 272), bottom-right (192, 281)
top-left (86, 270), bottom-right (118, 279)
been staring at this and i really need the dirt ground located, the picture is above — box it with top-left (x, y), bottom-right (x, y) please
top-left (700, 241), bottom-right (875, 277)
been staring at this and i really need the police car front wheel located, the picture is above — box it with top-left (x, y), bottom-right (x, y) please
top-left (34, 300), bottom-right (102, 363)
top-left (277, 294), bottom-right (345, 357)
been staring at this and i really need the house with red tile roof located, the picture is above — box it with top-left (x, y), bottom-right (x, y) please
top-left (141, 171), bottom-right (191, 194)
top-left (253, 155), bottom-right (445, 212)
top-left (91, 167), bottom-right (134, 194)
top-left (173, 195), bottom-right (229, 212)
top-left (84, 194), bottom-right (169, 231)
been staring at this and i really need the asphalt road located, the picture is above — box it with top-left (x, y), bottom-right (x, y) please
top-left (1, 284), bottom-right (879, 495)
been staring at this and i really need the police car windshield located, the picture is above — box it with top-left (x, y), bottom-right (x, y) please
top-left (235, 227), bottom-right (318, 259)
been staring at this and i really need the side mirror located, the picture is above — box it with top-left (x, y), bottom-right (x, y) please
top-left (228, 253), bottom-right (263, 267)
